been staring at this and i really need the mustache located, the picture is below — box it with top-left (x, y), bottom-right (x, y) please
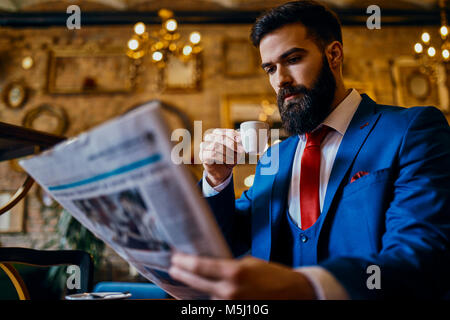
top-left (278, 85), bottom-right (309, 103)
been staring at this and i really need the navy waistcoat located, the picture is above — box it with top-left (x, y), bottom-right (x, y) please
top-left (271, 207), bottom-right (324, 267)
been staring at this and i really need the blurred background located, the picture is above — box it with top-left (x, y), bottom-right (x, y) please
top-left (0, 0), bottom-right (449, 296)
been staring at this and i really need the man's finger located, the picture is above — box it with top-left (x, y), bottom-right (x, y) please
top-left (171, 253), bottom-right (234, 279)
top-left (204, 133), bottom-right (238, 152)
top-left (213, 134), bottom-right (238, 152)
top-left (200, 140), bottom-right (232, 152)
top-left (208, 130), bottom-right (240, 144)
top-left (200, 148), bottom-right (228, 165)
top-left (168, 266), bottom-right (219, 294)
top-left (200, 142), bottom-right (244, 164)
top-left (202, 151), bottom-right (226, 165)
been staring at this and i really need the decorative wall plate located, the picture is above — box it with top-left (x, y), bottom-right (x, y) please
top-left (2, 81), bottom-right (28, 109)
top-left (9, 104), bottom-right (69, 173)
top-left (22, 104), bottom-right (69, 136)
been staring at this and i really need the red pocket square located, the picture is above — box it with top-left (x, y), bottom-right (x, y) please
top-left (350, 171), bottom-right (369, 183)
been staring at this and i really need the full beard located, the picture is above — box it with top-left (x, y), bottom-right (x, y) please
top-left (277, 55), bottom-right (337, 136)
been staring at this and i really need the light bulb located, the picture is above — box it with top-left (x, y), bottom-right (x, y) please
top-left (441, 26), bottom-right (448, 37)
top-left (165, 19), bottom-right (177, 32)
top-left (244, 175), bottom-right (255, 187)
top-left (183, 45), bottom-right (193, 56)
top-left (443, 49), bottom-right (450, 59)
top-left (134, 22), bottom-right (146, 35)
top-left (428, 46), bottom-right (436, 57)
top-left (128, 39), bottom-right (139, 50)
top-left (414, 43), bottom-right (423, 53)
top-left (152, 51), bottom-right (163, 62)
top-left (22, 56), bottom-right (33, 69)
top-left (189, 32), bottom-right (201, 44)
top-left (422, 32), bottom-right (431, 43)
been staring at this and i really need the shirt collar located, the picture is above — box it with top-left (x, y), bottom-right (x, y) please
top-left (298, 88), bottom-right (362, 141)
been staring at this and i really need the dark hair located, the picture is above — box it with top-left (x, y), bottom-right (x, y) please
top-left (250, 0), bottom-right (342, 50)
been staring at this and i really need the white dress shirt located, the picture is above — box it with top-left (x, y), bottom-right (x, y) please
top-left (202, 89), bottom-right (362, 299)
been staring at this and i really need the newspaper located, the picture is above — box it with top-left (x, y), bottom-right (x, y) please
top-left (19, 101), bottom-right (232, 300)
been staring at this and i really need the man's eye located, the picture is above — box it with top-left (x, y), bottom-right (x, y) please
top-left (288, 56), bottom-right (301, 64)
top-left (265, 67), bottom-right (276, 74)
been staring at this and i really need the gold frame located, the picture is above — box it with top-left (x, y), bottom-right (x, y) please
top-left (47, 48), bottom-right (135, 94)
top-left (391, 57), bottom-right (448, 112)
top-left (223, 38), bottom-right (260, 78)
top-left (159, 54), bottom-right (202, 93)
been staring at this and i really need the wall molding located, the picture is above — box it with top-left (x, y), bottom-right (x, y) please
top-left (0, 9), bottom-right (447, 27)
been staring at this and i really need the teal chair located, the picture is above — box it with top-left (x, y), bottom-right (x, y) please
top-left (0, 247), bottom-right (93, 300)
top-left (93, 282), bottom-right (169, 299)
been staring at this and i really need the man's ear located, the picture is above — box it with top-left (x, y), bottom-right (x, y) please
top-left (325, 41), bottom-right (344, 70)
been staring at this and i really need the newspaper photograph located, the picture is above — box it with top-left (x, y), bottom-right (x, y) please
top-left (19, 101), bottom-right (232, 300)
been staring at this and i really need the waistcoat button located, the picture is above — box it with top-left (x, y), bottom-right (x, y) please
top-left (300, 234), bottom-right (308, 243)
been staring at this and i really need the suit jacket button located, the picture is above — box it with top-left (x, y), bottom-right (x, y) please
top-left (300, 234), bottom-right (308, 243)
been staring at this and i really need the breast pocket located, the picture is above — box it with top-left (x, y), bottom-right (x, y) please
top-left (331, 167), bottom-right (394, 254)
top-left (342, 167), bottom-right (393, 199)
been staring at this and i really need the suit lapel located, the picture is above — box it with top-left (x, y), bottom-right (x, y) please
top-left (316, 94), bottom-right (381, 237)
top-left (270, 135), bottom-right (299, 228)
top-left (252, 135), bottom-right (298, 261)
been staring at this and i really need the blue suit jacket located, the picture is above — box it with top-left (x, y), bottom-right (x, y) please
top-left (205, 94), bottom-right (450, 299)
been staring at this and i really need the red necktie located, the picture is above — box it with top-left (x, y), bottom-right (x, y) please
top-left (300, 125), bottom-right (332, 230)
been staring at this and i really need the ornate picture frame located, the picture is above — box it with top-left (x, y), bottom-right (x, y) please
top-left (0, 191), bottom-right (25, 233)
top-left (47, 48), bottom-right (135, 94)
top-left (223, 38), bottom-right (260, 78)
top-left (391, 57), bottom-right (449, 113)
top-left (159, 54), bottom-right (202, 92)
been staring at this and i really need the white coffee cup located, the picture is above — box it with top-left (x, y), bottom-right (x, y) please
top-left (239, 121), bottom-right (270, 155)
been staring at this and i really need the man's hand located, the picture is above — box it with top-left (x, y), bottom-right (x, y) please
top-left (168, 252), bottom-right (317, 300)
top-left (200, 129), bottom-right (244, 187)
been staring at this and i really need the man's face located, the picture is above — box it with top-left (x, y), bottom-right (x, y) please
top-left (259, 23), bottom-right (336, 135)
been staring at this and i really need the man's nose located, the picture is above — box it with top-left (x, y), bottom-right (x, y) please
top-left (276, 66), bottom-right (293, 90)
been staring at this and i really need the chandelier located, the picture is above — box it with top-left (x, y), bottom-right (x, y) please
top-left (413, 0), bottom-right (450, 79)
top-left (126, 9), bottom-right (202, 68)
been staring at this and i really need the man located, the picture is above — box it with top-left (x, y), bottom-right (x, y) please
top-left (168, 0), bottom-right (450, 299)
